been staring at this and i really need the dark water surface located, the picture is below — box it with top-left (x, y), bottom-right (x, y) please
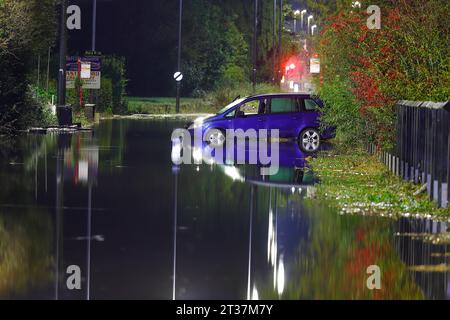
top-left (0, 119), bottom-right (448, 300)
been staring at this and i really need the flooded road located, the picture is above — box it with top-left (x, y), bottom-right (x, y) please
top-left (0, 119), bottom-right (448, 300)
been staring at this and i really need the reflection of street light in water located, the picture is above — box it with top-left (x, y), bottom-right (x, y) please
top-left (266, 189), bottom-right (285, 296)
top-left (252, 285), bottom-right (259, 300)
top-left (172, 165), bottom-right (180, 300)
top-left (246, 185), bottom-right (255, 300)
top-left (277, 255), bottom-right (285, 296)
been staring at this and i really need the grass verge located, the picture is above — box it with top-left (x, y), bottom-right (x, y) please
top-left (126, 97), bottom-right (214, 114)
top-left (308, 148), bottom-right (450, 219)
top-left (126, 83), bottom-right (282, 115)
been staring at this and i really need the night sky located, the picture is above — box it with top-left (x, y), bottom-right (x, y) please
top-left (68, 0), bottom-right (301, 97)
top-left (69, 0), bottom-right (180, 97)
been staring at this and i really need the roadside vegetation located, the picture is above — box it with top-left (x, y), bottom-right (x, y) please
top-left (305, 0), bottom-right (449, 217)
top-left (0, 0), bottom-right (58, 133)
top-left (308, 148), bottom-right (450, 219)
top-left (312, 0), bottom-right (449, 150)
top-left (127, 83), bottom-right (281, 115)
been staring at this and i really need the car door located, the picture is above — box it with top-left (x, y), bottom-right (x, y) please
top-left (232, 97), bottom-right (267, 133)
top-left (263, 96), bottom-right (300, 138)
top-left (298, 96), bottom-right (321, 133)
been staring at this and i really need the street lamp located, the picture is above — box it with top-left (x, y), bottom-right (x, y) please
top-left (293, 10), bottom-right (300, 33)
top-left (300, 9), bottom-right (307, 31)
top-left (252, 0), bottom-right (258, 93)
top-left (92, 0), bottom-right (97, 51)
top-left (175, 0), bottom-right (183, 113)
top-left (277, 0), bottom-right (283, 82)
top-left (311, 24), bottom-right (317, 35)
top-left (272, 0), bottom-right (277, 83)
top-left (307, 15), bottom-right (314, 35)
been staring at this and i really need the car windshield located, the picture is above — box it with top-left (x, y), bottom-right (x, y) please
top-left (216, 97), bottom-right (246, 115)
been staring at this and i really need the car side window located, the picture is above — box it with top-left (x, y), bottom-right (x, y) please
top-left (225, 109), bottom-right (236, 118)
top-left (304, 99), bottom-right (321, 111)
top-left (270, 98), bottom-right (297, 113)
top-left (239, 99), bottom-right (260, 116)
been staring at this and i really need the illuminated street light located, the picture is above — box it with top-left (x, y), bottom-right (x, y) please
top-left (300, 9), bottom-right (307, 30)
top-left (307, 15), bottom-right (314, 35)
top-left (293, 10), bottom-right (300, 33)
top-left (311, 24), bottom-right (317, 35)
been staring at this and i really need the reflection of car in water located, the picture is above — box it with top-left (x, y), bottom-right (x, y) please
top-left (217, 141), bottom-right (317, 189)
top-left (171, 136), bottom-right (330, 298)
top-left (186, 93), bottom-right (335, 152)
top-left (209, 141), bottom-right (317, 298)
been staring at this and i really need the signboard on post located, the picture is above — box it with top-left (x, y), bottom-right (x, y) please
top-left (66, 56), bottom-right (101, 89)
top-left (80, 63), bottom-right (91, 79)
top-left (310, 57), bottom-right (321, 74)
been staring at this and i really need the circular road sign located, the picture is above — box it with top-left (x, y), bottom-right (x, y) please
top-left (174, 72), bottom-right (183, 82)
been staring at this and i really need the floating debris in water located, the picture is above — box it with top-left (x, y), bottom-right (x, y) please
top-left (431, 252), bottom-right (450, 257)
top-left (408, 264), bottom-right (450, 272)
top-left (394, 232), bottom-right (450, 244)
top-left (9, 162), bottom-right (24, 166)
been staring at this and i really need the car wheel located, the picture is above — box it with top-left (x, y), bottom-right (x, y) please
top-left (299, 128), bottom-right (320, 152)
top-left (205, 128), bottom-right (226, 147)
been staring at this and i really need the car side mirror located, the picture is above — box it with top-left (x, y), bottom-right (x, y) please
top-left (236, 110), bottom-right (245, 118)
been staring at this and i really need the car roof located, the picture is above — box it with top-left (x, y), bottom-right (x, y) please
top-left (247, 92), bottom-right (314, 99)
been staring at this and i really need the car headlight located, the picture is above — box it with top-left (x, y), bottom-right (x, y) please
top-left (188, 122), bottom-right (199, 130)
top-left (188, 117), bottom-right (206, 130)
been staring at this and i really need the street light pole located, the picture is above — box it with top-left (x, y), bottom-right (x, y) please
top-left (252, 0), bottom-right (258, 93)
top-left (176, 0), bottom-right (183, 114)
top-left (46, 47), bottom-right (51, 93)
top-left (57, 0), bottom-right (67, 107)
top-left (278, 0), bottom-right (282, 82)
top-left (273, 0), bottom-right (277, 83)
top-left (307, 15), bottom-right (314, 35)
top-left (92, 0), bottom-right (97, 51)
top-left (293, 10), bottom-right (300, 33)
top-left (300, 9), bottom-right (306, 31)
top-left (90, 0), bottom-right (98, 107)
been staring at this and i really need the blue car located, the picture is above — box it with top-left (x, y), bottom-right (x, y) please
top-left (187, 93), bottom-right (334, 152)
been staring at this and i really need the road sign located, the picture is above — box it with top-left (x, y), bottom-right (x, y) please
top-left (310, 58), bottom-right (320, 74)
top-left (66, 56), bottom-right (101, 89)
top-left (174, 72), bottom-right (183, 82)
top-left (80, 63), bottom-right (91, 79)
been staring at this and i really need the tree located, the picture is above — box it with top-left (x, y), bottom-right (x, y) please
top-left (0, 0), bottom-right (57, 132)
top-left (314, 0), bottom-right (449, 148)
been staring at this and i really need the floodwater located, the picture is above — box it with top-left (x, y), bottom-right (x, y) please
top-left (0, 119), bottom-right (448, 300)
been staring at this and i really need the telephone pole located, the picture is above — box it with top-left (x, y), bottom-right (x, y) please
top-left (57, 0), bottom-right (67, 108)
